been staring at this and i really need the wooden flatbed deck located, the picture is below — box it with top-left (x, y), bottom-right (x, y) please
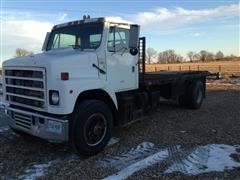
top-left (140, 70), bottom-right (209, 87)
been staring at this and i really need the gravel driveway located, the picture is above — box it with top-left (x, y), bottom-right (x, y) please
top-left (0, 82), bottom-right (240, 179)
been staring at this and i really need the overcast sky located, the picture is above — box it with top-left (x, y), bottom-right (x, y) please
top-left (0, 0), bottom-right (239, 63)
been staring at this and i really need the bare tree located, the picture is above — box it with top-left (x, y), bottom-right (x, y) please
top-left (158, 50), bottom-right (171, 64)
top-left (158, 52), bottom-right (166, 64)
top-left (146, 48), bottom-right (157, 64)
top-left (206, 52), bottom-right (215, 60)
top-left (158, 49), bottom-right (183, 64)
top-left (187, 51), bottom-right (195, 62)
top-left (215, 51), bottom-right (224, 60)
top-left (199, 50), bottom-right (209, 61)
top-left (15, 48), bottom-right (34, 57)
top-left (225, 54), bottom-right (237, 59)
top-left (193, 53), bottom-right (201, 61)
top-left (230, 54), bottom-right (237, 58)
top-left (175, 55), bottom-right (184, 63)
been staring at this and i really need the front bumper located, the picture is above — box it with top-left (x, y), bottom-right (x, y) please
top-left (5, 107), bottom-right (69, 142)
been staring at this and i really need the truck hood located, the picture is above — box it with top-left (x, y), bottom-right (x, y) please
top-left (3, 48), bottom-right (99, 79)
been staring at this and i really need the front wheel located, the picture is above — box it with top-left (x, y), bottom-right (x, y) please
top-left (70, 100), bottom-right (113, 156)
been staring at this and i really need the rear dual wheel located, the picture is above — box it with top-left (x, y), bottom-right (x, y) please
top-left (179, 80), bottom-right (204, 109)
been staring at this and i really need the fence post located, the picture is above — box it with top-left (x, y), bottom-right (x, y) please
top-left (155, 66), bottom-right (157, 72)
top-left (168, 66), bottom-right (170, 70)
top-left (189, 65), bottom-right (190, 71)
top-left (218, 65), bottom-right (221, 73)
top-left (179, 66), bottom-right (181, 71)
top-left (198, 65), bottom-right (199, 71)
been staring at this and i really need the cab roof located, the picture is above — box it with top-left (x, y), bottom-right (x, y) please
top-left (53, 17), bottom-right (134, 30)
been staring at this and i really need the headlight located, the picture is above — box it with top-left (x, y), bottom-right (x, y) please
top-left (49, 90), bottom-right (59, 105)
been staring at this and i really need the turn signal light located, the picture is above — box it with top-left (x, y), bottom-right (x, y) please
top-left (61, 72), bottom-right (69, 81)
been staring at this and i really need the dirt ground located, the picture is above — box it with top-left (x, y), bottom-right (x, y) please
top-left (0, 82), bottom-right (240, 179)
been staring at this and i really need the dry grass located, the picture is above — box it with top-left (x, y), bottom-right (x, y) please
top-left (146, 59), bottom-right (240, 76)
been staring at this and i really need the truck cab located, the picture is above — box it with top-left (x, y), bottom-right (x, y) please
top-left (2, 17), bottom-right (207, 156)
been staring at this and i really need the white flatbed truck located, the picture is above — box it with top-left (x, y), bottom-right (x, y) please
top-left (2, 17), bottom-right (208, 155)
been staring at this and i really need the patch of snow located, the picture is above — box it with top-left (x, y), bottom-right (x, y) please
top-left (0, 126), bottom-right (9, 133)
top-left (211, 129), bottom-right (217, 133)
top-left (20, 153), bottom-right (79, 180)
top-left (132, 142), bottom-right (155, 152)
top-left (165, 144), bottom-right (240, 175)
top-left (207, 78), bottom-right (240, 85)
top-left (180, 130), bottom-right (187, 133)
top-left (102, 142), bottom-right (240, 179)
top-left (0, 95), bottom-right (4, 108)
top-left (229, 78), bottom-right (240, 84)
top-left (22, 161), bottom-right (53, 180)
top-left (107, 137), bottom-right (120, 147)
top-left (104, 148), bottom-right (169, 180)
top-left (99, 142), bottom-right (157, 170)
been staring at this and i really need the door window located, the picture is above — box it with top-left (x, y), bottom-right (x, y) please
top-left (90, 34), bottom-right (102, 48)
top-left (108, 27), bottom-right (129, 52)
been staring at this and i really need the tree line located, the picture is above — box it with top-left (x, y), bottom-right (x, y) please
top-left (14, 48), bottom-right (238, 64)
top-left (146, 48), bottom-right (237, 64)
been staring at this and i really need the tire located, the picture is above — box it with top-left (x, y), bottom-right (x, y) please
top-left (179, 80), bottom-right (204, 109)
top-left (70, 100), bottom-right (113, 156)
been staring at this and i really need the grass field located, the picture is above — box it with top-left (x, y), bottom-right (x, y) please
top-left (146, 59), bottom-right (240, 76)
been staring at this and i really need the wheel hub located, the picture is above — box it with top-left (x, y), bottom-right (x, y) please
top-left (84, 113), bottom-right (107, 146)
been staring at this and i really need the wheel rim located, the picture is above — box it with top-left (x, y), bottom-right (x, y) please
top-left (196, 87), bottom-right (203, 104)
top-left (83, 113), bottom-right (107, 147)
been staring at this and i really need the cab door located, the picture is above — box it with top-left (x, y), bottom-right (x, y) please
top-left (106, 26), bottom-right (138, 92)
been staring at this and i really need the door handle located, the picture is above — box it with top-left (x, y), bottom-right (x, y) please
top-left (92, 63), bottom-right (106, 74)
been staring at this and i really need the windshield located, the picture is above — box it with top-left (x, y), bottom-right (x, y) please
top-left (47, 23), bottom-right (104, 50)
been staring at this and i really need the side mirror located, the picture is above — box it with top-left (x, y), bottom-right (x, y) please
top-left (42, 32), bottom-right (50, 51)
top-left (130, 48), bottom-right (138, 56)
top-left (129, 25), bottom-right (140, 55)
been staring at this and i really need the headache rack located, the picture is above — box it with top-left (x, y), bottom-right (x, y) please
top-left (4, 67), bottom-right (47, 111)
top-left (138, 37), bottom-right (146, 86)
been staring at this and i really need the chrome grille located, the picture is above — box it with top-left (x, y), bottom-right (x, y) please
top-left (13, 112), bottom-right (32, 130)
top-left (4, 67), bottom-right (46, 111)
